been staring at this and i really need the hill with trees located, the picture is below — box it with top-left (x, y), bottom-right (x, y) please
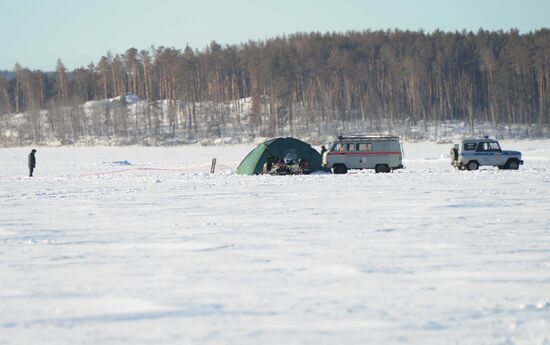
top-left (1, 29), bottom-right (549, 145)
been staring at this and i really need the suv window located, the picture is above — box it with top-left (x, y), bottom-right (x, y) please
top-left (347, 143), bottom-right (356, 151)
top-left (488, 142), bottom-right (501, 151)
top-left (357, 143), bottom-right (372, 151)
top-left (476, 142), bottom-right (488, 152)
top-left (464, 143), bottom-right (477, 151)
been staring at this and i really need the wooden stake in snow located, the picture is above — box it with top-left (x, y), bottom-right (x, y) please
top-left (211, 158), bottom-right (217, 174)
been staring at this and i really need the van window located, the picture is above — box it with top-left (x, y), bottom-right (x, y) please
top-left (347, 143), bottom-right (356, 151)
top-left (464, 143), bottom-right (477, 151)
top-left (357, 143), bottom-right (372, 151)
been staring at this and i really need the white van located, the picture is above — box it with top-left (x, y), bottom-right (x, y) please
top-left (323, 135), bottom-right (404, 174)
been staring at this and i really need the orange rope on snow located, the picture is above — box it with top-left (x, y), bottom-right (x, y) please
top-left (78, 166), bottom-right (206, 177)
top-left (0, 162), bottom-right (240, 180)
top-left (78, 162), bottom-right (239, 177)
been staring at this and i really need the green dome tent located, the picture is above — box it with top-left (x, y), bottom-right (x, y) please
top-left (236, 137), bottom-right (322, 175)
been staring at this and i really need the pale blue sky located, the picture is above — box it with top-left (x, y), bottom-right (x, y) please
top-left (1, 0), bottom-right (548, 70)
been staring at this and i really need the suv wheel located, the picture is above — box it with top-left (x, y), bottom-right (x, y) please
top-left (506, 159), bottom-right (519, 170)
top-left (375, 164), bottom-right (390, 173)
top-left (467, 161), bottom-right (479, 171)
top-left (333, 164), bottom-right (348, 174)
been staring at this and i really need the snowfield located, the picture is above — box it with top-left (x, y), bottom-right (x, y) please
top-left (1, 140), bottom-right (550, 345)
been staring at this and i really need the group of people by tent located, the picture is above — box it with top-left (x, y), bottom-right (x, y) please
top-left (236, 137), bottom-right (323, 175)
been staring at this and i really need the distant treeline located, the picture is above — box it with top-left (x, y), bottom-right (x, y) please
top-left (1, 29), bottom-right (549, 138)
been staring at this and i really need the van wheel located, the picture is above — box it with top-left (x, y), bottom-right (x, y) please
top-left (506, 159), bottom-right (519, 170)
top-left (333, 164), bottom-right (348, 174)
top-left (467, 161), bottom-right (479, 171)
top-left (375, 164), bottom-right (390, 173)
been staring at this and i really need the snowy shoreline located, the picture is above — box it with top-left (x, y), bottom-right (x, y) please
top-left (1, 141), bottom-right (549, 344)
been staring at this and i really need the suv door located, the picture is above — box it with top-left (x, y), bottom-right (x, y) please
top-left (475, 142), bottom-right (490, 165)
top-left (488, 142), bottom-right (503, 166)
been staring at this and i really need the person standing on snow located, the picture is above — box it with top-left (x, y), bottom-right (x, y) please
top-left (28, 149), bottom-right (37, 177)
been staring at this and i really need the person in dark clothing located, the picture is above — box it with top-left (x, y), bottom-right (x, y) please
top-left (28, 149), bottom-right (36, 177)
top-left (320, 145), bottom-right (327, 156)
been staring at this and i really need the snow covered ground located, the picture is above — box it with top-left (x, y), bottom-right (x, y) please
top-left (1, 140), bottom-right (549, 345)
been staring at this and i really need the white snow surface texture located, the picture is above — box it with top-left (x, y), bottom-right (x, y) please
top-left (1, 141), bottom-right (550, 345)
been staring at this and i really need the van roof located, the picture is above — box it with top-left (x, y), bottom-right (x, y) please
top-left (338, 135), bottom-right (400, 141)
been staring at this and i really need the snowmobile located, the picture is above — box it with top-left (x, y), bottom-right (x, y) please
top-left (262, 154), bottom-right (311, 175)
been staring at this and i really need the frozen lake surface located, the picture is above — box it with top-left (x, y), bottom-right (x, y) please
top-left (1, 141), bottom-right (550, 344)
